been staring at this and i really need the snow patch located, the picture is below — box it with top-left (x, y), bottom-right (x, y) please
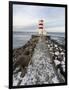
top-left (54, 60), bottom-right (60, 66)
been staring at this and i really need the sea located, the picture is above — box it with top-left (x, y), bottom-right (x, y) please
top-left (13, 31), bottom-right (65, 49)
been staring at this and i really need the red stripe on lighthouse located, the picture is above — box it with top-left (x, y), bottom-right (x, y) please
top-left (39, 27), bottom-right (43, 29)
top-left (38, 20), bottom-right (44, 29)
top-left (39, 23), bottom-right (43, 25)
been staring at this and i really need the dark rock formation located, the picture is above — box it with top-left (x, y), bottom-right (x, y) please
top-left (13, 36), bottom-right (39, 77)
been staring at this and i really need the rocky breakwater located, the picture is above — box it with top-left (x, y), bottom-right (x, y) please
top-left (13, 36), bottom-right (65, 86)
top-left (46, 37), bottom-right (65, 82)
top-left (13, 36), bottom-right (39, 85)
top-left (13, 36), bottom-right (61, 86)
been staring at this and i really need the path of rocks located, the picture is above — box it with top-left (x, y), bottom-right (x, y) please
top-left (15, 38), bottom-right (60, 86)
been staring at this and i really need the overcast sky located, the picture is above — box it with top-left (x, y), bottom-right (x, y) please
top-left (13, 4), bottom-right (65, 32)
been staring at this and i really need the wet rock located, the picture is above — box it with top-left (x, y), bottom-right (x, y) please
top-left (13, 54), bottom-right (31, 70)
top-left (13, 36), bottom-right (65, 86)
top-left (57, 64), bottom-right (65, 78)
top-left (57, 55), bottom-right (63, 61)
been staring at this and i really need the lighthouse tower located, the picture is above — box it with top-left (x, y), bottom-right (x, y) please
top-left (38, 20), bottom-right (47, 36)
top-left (38, 20), bottom-right (44, 35)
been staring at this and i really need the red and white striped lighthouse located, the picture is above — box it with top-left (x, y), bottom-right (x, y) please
top-left (38, 20), bottom-right (44, 35)
top-left (38, 20), bottom-right (47, 36)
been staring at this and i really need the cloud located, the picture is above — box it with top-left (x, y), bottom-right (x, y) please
top-left (13, 4), bottom-right (65, 32)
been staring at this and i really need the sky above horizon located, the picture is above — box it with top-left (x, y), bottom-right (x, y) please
top-left (13, 4), bottom-right (65, 32)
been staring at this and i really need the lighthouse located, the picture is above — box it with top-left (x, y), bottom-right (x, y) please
top-left (38, 20), bottom-right (47, 36)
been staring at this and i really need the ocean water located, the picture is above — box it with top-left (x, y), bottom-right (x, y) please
top-left (47, 32), bottom-right (65, 45)
top-left (13, 32), bottom-right (38, 49)
top-left (13, 31), bottom-right (65, 49)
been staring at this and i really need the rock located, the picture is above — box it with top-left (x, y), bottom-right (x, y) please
top-left (48, 44), bottom-right (50, 48)
top-left (57, 64), bottom-right (65, 78)
top-left (49, 47), bottom-right (53, 51)
top-left (13, 54), bottom-right (31, 70)
top-left (54, 59), bottom-right (61, 66)
top-left (61, 61), bottom-right (65, 65)
top-left (61, 64), bottom-right (65, 72)
top-left (60, 51), bottom-right (64, 55)
top-left (57, 55), bottom-right (63, 61)
top-left (56, 47), bottom-right (59, 50)
top-left (63, 57), bottom-right (65, 62)
top-left (52, 76), bottom-right (59, 83)
top-left (54, 44), bottom-right (58, 48)
top-left (59, 67), bottom-right (65, 78)
top-left (59, 47), bottom-right (62, 52)
top-left (50, 44), bottom-right (53, 47)
top-left (55, 51), bottom-right (59, 56)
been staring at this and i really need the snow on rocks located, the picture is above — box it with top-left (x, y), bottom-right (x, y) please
top-left (19, 39), bottom-right (60, 85)
top-left (54, 59), bottom-right (61, 66)
top-left (13, 71), bottom-right (22, 86)
top-left (55, 51), bottom-right (59, 56)
top-left (48, 44), bottom-right (50, 48)
top-left (52, 76), bottom-right (59, 83)
top-left (46, 39), bottom-right (65, 81)
top-left (13, 37), bottom-right (66, 86)
top-left (60, 52), bottom-right (64, 55)
top-left (54, 44), bottom-right (58, 48)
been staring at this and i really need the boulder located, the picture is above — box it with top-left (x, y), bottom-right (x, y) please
top-left (13, 54), bottom-right (31, 70)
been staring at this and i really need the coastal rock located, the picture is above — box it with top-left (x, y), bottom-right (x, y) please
top-left (13, 36), bottom-right (65, 86)
top-left (54, 59), bottom-right (61, 66)
top-left (13, 54), bottom-right (31, 70)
